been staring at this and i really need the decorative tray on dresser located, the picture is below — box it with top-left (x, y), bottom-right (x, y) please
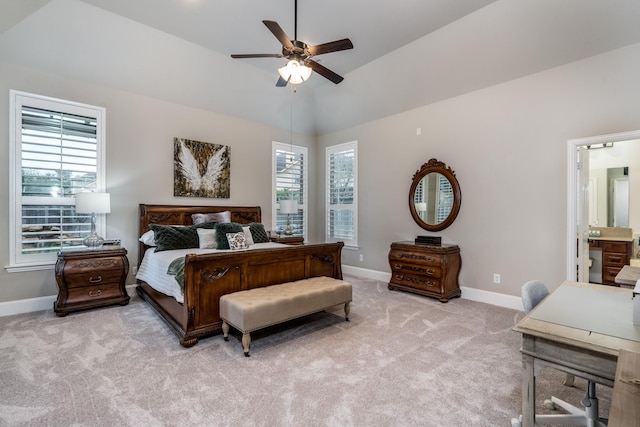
top-left (388, 241), bottom-right (461, 302)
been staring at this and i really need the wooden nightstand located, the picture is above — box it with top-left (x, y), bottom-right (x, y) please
top-left (54, 246), bottom-right (130, 316)
top-left (270, 235), bottom-right (305, 245)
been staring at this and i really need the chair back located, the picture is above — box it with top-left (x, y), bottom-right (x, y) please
top-left (521, 280), bottom-right (549, 313)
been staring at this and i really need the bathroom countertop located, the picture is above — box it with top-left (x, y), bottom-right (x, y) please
top-left (588, 236), bottom-right (634, 242)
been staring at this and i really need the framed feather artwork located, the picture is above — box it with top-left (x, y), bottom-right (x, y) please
top-left (173, 138), bottom-right (230, 198)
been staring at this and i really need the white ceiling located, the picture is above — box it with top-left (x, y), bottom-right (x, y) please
top-left (77, 0), bottom-right (498, 86)
top-left (2, 0), bottom-right (640, 134)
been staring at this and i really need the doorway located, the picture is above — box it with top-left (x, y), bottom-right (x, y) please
top-left (566, 129), bottom-right (640, 283)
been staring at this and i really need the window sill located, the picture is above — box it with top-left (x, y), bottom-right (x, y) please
top-left (5, 262), bottom-right (55, 273)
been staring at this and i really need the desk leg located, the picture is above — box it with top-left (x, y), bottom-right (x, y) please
top-left (522, 352), bottom-right (535, 427)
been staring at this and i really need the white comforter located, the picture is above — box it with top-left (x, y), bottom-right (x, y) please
top-left (135, 242), bottom-right (285, 303)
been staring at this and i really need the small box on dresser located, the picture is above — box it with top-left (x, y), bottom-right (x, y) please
top-left (54, 246), bottom-right (130, 316)
top-left (388, 241), bottom-right (461, 302)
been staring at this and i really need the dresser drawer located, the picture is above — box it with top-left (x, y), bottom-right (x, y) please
top-left (389, 249), bottom-right (444, 266)
top-left (390, 262), bottom-right (442, 279)
top-left (391, 272), bottom-right (442, 291)
top-left (65, 283), bottom-right (124, 304)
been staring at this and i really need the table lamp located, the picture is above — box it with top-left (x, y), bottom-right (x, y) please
top-left (75, 192), bottom-right (111, 247)
top-left (279, 199), bottom-right (297, 236)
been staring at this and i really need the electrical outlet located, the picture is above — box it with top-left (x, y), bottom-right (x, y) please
top-left (359, 254), bottom-right (364, 262)
top-left (493, 273), bottom-right (501, 284)
top-left (132, 266), bottom-right (138, 275)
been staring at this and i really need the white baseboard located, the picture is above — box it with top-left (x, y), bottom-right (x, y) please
top-left (343, 264), bottom-right (523, 311)
top-left (0, 284), bottom-right (140, 317)
top-left (0, 294), bottom-right (56, 317)
top-left (1, 271), bottom-right (522, 317)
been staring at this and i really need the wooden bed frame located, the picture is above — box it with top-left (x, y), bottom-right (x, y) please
top-left (136, 204), bottom-right (344, 347)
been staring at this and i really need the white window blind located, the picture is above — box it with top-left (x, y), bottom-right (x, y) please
top-left (326, 141), bottom-right (358, 246)
top-left (9, 91), bottom-right (105, 270)
top-left (272, 142), bottom-right (307, 238)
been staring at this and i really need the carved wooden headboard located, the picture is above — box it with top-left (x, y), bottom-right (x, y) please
top-left (138, 204), bottom-right (262, 266)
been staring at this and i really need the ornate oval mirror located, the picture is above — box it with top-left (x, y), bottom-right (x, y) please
top-left (409, 158), bottom-right (461, 231)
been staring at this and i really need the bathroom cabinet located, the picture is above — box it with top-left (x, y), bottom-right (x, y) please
top-left (589, 239), bottom-right (633, 286)
top-left (388, 241), bottom-right (461, 302)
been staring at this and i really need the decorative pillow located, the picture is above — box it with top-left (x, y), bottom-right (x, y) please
top-left (139, 229), bottom-right (156, 246)
top-left (248, 222), bottom-right (270, 243)
top-left (242, 226), bottom-right (254, 246)
top-left (226, 232), bottom-right (248, 250)
top-left (197, 228), bottom-right (217, 249)
top-left (150, 221), bottom-right (218, 252)
top-left (192, 211), bottom-right (231, 225)
top-left (215, 223), bottom-right (243, 249)
top-left (150, 224), bottom-right (198, 252)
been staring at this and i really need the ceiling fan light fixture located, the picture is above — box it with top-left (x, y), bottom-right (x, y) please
top-left (278, 59), bottom-right (312, 85)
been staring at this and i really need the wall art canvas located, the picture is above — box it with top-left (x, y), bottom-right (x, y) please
top-left (173, 137), bottom-right (230, 198)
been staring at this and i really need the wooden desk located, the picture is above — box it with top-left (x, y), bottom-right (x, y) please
top-left (513, 281), bottom-right (640, 426)
top-left (614, 265), bottom-right (640, 287)
top-left (608, 349), bottom-right (640, 427)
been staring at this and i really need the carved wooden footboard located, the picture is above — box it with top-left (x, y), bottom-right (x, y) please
top-left (135, 204), bottom-right (344, 347)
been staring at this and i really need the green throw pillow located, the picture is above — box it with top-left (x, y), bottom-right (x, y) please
top-left (248, 222), bottom-right (270, 243)
top-left (150, 221), bottom-right (217, 252)
top-left (215, 222), bottom-right (243, 249)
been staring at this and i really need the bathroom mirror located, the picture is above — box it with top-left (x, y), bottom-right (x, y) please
top-left (409, 158), bottom-right (461, 231)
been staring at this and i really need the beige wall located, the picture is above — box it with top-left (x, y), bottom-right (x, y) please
top-left (0, 61), bottom-right (315, 303)
top-left (316, 43), bottom-right (640, 296)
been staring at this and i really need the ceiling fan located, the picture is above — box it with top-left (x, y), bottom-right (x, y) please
top-left (230, 0), bottom-right (354, 87)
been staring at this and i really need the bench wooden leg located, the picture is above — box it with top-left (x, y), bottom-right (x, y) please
top-left (344, 302), bottom-right (351, 321)
top-left (222, 320), bottom-right (230, 341)
top-left (242, 332), bottom-right (251, 357)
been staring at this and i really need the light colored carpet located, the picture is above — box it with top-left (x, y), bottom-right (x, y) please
top-left (0, 275), bottom-right (610, 426)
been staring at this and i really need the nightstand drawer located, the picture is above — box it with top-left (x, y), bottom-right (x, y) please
top-left (389, 249), bottom-right (444, 266)
top-left (391, 272), bottom-right (442, 291)
top-left (62, 256), bottom-right (125, 275)
top-left (65, 283), bottom-right (124, 304)
top-left (63, 269), bottom-right (124, 289)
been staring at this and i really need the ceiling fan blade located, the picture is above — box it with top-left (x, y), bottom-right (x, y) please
top-left (306, 60), bottom-right (344, 84)
top-left (231, 53), bottom-right (283, 59)
top-left (263, 20), bottom-right (294, 50)
top-left (308, 38), bottom-right (353, 56)
top-left (276, 76), bottom-right (289, 87)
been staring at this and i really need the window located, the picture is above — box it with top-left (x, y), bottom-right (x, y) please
top-left (272, 142), bottom-right (308, 238)
top-left (8, 91), bottom-right (106, 271)
top-left (326, 141), bottom-right (358, 247)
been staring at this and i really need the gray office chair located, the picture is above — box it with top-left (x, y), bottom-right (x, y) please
top-left (511, 280), bottom-right (606, 427)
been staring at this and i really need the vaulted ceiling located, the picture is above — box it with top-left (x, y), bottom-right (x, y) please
top-left (2, 0), bottom-right (640, 134)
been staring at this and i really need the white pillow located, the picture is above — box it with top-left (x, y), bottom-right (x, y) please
top-left (139, 230), bottom-right (156, 246)
top-left (242, 226), bottom-right (254, 246)
top-left (197, 228), bottom-right (217, 249)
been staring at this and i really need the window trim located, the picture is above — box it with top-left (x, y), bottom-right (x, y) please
top-left (271, 141), bottom-right (308, 240)
top-left (7, 90), bottom-right (106, 272)
top-left (325, 140), bottom-right (358, 247)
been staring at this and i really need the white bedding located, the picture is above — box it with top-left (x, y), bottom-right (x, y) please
top-left (135, 242), bottom-right (285, 303)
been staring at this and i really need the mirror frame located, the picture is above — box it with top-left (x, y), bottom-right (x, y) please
top-left (409, 158), bottom-right (462, 232)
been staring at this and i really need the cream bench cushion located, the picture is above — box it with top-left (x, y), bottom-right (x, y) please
top-left (220, 276), bottom-right (352, 356)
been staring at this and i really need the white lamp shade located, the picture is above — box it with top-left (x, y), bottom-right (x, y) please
top-left (75, 192), bottom-right (111, 214)
top-left (278, 60), bottom-right (312, 85)
top-left (279, 199), bottom-right (298, 214)
top-left (415, 202), bottom-right (427, 212)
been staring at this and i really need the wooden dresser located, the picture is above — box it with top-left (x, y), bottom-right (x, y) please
top-left (589, 239), bottom-right (633, 286)
top-left (388, 241), bottom-right (461, 302)
top-left (54, 246), bottom-right (130, 316)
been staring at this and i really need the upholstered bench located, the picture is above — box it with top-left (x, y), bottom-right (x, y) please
top-left (220, 276), bottom-right (352, 356)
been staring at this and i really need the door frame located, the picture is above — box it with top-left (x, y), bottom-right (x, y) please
top-left (566, 129), bottom-right (640, 282)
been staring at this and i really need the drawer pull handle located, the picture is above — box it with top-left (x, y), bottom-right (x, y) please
top-left (89, 276), bottom-right (103, 284)
top-left (88, 289), bottom-right (102, 297)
